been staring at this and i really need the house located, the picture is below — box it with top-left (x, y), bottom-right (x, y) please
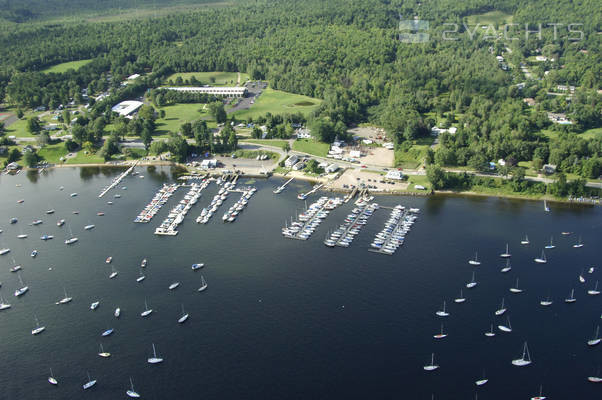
top-left (325, 164), bottom-right (339, 173)
top-left (200, 159), bottom-right (217, 169)
top-left (547, 112), bottom-right (573, 125)
top-left (296, 128), bottom-right (312, 139)
top-left (285, 155), bottom-right (299, 168)
top-left (292, 162), bottom-right (305, 171)
top-left (543, 164), bottom-right (557, 174)
top-left (386, 170), bottom-right (404, 180)
top-left (523, 98), bottom-right (536, 106)
top-left (329, 146), bottom-right (343, 155)
top-left (383, 142), bottom-right (395, 150)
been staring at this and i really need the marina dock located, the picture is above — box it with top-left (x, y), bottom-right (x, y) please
top-left (155, 180), bottom-right (208, 235)
top-left (325, 200), bottom-right (377, 248)
top-left (274, 177), bottom-right (294, 194)
top-left (196, 180), bottom-right (234, 224)
top-left (134, 183), bottom-right (179, 223)
top-left (98, 161), bottom-right (138, 198)
top-left (368, 206), bottom-right (419, 255)
top-left (221, 187), bottom-right (257, 223)
top-left (297, 184), bottom-right (323, 200)
top-left (282, 196), bottom-right (343, 240)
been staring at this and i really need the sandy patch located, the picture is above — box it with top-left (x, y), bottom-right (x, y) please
top-left (328, 168), bottom-right (408, 191)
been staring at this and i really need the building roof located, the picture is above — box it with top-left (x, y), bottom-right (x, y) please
top-left (111, 100), bottom-right (144, 116)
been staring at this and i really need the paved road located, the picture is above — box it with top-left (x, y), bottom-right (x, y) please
top-left (227, 81), bottom-right (266, 115)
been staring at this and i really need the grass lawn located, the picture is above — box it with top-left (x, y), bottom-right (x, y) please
top-left (241, 139), bottom-right (289, 149)
top-left (232, 88), bottom-right (321, 119)
top-left (165, 71), bottom-right (249, 86)
top-left (581, 127), bottom-right (602, 140)
top-left (42, 59), bottom-right (93, 73)
top-left (465, 10), bottom-right (513, 25)
top-left (406, 174), bottom-right (431, 191)
top-left (37, 143), bottom-right (69, 164)
top-left (155, 103), bottom-right (209, 135)
top-left (394, 141), bottom-right (431, 169)
top-left (292, 139), bottom-right (329, 157)
top-left (65, 151), bottom-right (105, 165)
top-left (233, 149), bottom-right (278, 160)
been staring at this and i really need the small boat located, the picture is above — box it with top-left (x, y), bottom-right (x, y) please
top-left (423, 353), bottom-right (439, 371)
top-left (588, 281), bottom-right (600, 295)
top-left (101, 328), bottom-right (114, 337)
top-left (544, 237), bottom-right (555, 249)
top-left (495, 298), bottom-right (507, 315)
top-left (544, 199), bottom-right (550, 212)
top-left (468, 252), bottom-right (481, 266)
top-left (10, 262), bottom-right (22, 272)
top-left (0, 296), bottom-right (11, 310)
top-left (56, 288), bottom-right (72, 305)
top-left (109, 267), bottom-right (118, 279)
top-left (105, 256), bottom-right (112, 264)
top-left (454, 289), bottom-right (466, 303)
top-left (178, 304), bottom-right (189, 324)
top-left (573, 236), bottom-right (584, 248)
top-left (140, 300), bottom-right (152, 317)
top-left (32, 316), bottom-right (46, 335)
top-left (141, 259), bottom-right (147, 268)
top-left (48, 368), bottom-right (58, 385)
top-left (31, 250), bottom-right (38, 258)
top-left (531, 385), bottom-right (547, 400)
top-left (534, 250), bottom-right (547, 264)
top-left (521, 235), bottom-right (530, 245)
top-left (84, 224), bottom-right (95, 230)
top-left (589, 266), bottom-right (595, 274)
top-left (511, 342), bottom-right (532, 367)
top-left (500, 259), bottom-right (511, 273)
top-left (0, 248), bottom-right (10, 255)
top-left (561, 231), bottom-right (572, 236)
top-left (540, 295), bottom-right (553, 306)
top-left (65, 237), bottom-right (78, 245)
top-left (107, 201), bottom-right (113, 205)
top-left (98, 343), bottom-right (111, 358)
top-left (498, 316), bottom-right (512, 333)
top-left (475, 371), bottom-right (488, 386)
top-left (31, 219), bottom-right (43, 226)
top-left (73, 211), bottom-right (79, 214)
top-left (114, 194), bottom-right (121, 198)
top-left (40, 234), bottom-right (54, 240)
top-left (579, 270), bottom-right (585, 283)
top-left (509, 278), bottom-right (523, 293)
top-left (17, 199), bottom-right (24, 204)
top-left (198, 275), bottom-right (208, 292)
top-left (14, 274), bottom-right (29, 297)
top-left (435, 301), bottom-right (449, 317)
top-left (565, 288), bottom-right (576, 303)
top-left (82, 372), bottom-right (96, 390)
top-left (168, 282), bottom-right (180, 290)
top-left (70, 193), bottom-right (78, 197)
top-left (114, 308), bottom-right (121, 318)
top-left (57, 219), bottom-right (65, 227)
top-left (588, 368), bottom-right (602, 383)
top-left (126, 377), bottom-right (141, 398)
top-left (90, 301), bottom-right (100, 310)
top-left (97, 212), bottom-right (105, 216)
top-left (484, 324), bottom-right (496, 337)
top-left (587, 326), bottom-right (600, 346)
top-left (192, 263), bottom-right (204, 270)
top-left (147, 343), bottom-right (163, 364)
top-left (499, 243), bottom-right (511, 258)
top-left (10, 218), bottom-right (18, 224)
top-left (17, 234), bottom-right (28, 239)
top-left (46, 209), bottom-right (55, 215)
top-left (433, 324), bottom-right (447, 339)
top-left (466, 272), bottom-right (477, 288)
top-left (136, 272), bottom-right (146, 283)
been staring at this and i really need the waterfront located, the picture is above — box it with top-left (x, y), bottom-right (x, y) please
top-left (0, 166), bottom-right (600, 399)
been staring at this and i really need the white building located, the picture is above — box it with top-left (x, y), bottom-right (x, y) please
top-left (325, 164), bottom-right (339, 173)
top-left (111, 100), bottom-right (144, 117)
top-left (164, 86), bottom-right (247, 98)
top-left (201, 159), bottom-right (217, 169)
top-left (386, 170), bottom-right (404, 180)
top-left (127, 74), bottom-right (141, 80)
top-left (285, 155), bottom-right (299, 168)
top-left (296, 128), bottom-right (312, 139)
top-left (349, 150), bottom-right (361, 158)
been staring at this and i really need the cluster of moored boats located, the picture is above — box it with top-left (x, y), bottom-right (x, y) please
top-left (282, 196), bottom-right (343, 240)
top-left (370, 206), bottom-right (418, 254)
top-left (196, 182), bottom-right (233, 224)
top-left (324, 201), bottom-right (378, 247)
top-left (134, 184), bottom-right (178, 223)
top-left (222, 187), bottom-right (256, 223)
top-left (154, 182), bottom-right (207, 235)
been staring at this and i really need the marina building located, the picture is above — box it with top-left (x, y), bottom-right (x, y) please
top-left (111, 100), bottom-right (144, 117)
top-left (164, 86), bottom-right (247, 98)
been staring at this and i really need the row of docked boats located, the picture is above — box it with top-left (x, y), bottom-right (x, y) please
top-left (134, 183), bottom-right (178, 223)
top-left (196, 182), bottom-right (233, 224)
top-left (324, 201), bottom-right (378, 247)
top-left (370, 206), bottom-right (418, 255)
top-left (222, 187), bottom-right (256, 223)
top-left (154, 182), bottom-right (207, 235)
top-left (282, 196), bottom-right (343, 240)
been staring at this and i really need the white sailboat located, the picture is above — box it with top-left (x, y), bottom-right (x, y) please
top-left (101, 328), bottom-right (114, 337)
top-left (511, 342), bottom-right (532, 367)
top-left (141, 258), bottom-right (147, 268)
top-left (573, 236), bottom-right (584, 248)
top-left (500, 243), bottom-right (511, 258)
top-left (64, 225), bottom-right (78, 245)
top-left (114, 307), bottom-right (121, 318)
top-left (109, 266), bottom-right (118, 279)
top-left (530, 385), bottom-right (547, 400)
top-left (82, 372), bottom-right (97, 390)
top-left (141, 299), bottom-right (153, 317)
top-left (468, 252), bottom-right (481, 266)
top-left (136, 270), bottom-right (146, 283)
top-left (540, 295), bottom-right (553, 306)
top-left (495, 298), bottom-right (507, 315)
top-left (178, 304), bottom-right (189, 324)
top-left (544, 237), bottom-right (555, 249)
top-left (147, 343), bottom-right (163, 364)
top-left (423, 353), bottom-right (439, 371)
top-left (14, 273), bottom-right (29, 297)
top-left (484, 324), bottom-right (496, 337)
top-left (433, 324), bottom-right (447, 339)
top-left (588, 281), bottom-right (600, 295)
top-left (198, 275), bottom-right (208, 292)
top-left (56, 288), bottom-right (72, 305)
top-left (544, 199), bottom-right (550, 212)
top-left (435, 301), bottom-right (449, 317)
top-left (500, 259), bottom-right (511, 273)
top-left (466, 271), bottom-right (477, 288)
top-left (126, 377), bottom-right (141, 398)
top-left (534, 250), bottom-right (547, 263)
top-left (454, 289), bottom-right (466, 303)
top-left (587, 326), bottom-right (600, 346)
top-left (475, 371), bottom-right (488, 386)
top-left (168, 282), bottom-right (180, 290)
top-left (191, 263), bottom-right (204, 270)
top-left (0, 296), bottom-right (11, 310)
top-left (498, 316), bottom-right (512, 333)
top-left (521, 235), bottom-right (530, 245)
top-left (565, 288), bottom-right (576, 303)
top-left (48, 368), bottom-right (58, 385)
top-left (90, 301), bottom-right (99, 310)
top-left (579, 269), bottom-right (586, 283)
top-left (31, 316), bottom-right (46, 335)
top-left (588, 367), bottom-right (602, 383)
top-left (98, 343), bottom-right (111, 358)
top-left (509, 278), bottom-right (523, 293)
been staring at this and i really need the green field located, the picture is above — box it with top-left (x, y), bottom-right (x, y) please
top-left (292, 139), bottom-right (329, 157)
top-left (466, 10), bottom-right (513, 25)
top-left (37, 143), bottom-right (68, 163)
top-left (155, 103), bottom-right (210, 135)
top-left (581, 127), bottom-right (602, 140)
top-left (42, 59), bottom-right (93, 73)
top-left (233, 149), bottom-right (279, 160)
top-left (232, 88), bottom-right (321, 119)
top-left (165, 71), bottom-right (248, 86)
top-left (65, 151), bottom-right (105, 164)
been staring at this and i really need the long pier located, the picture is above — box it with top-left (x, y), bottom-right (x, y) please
top-left (134, 183), bottom-right (179, 223)
top-left (155, 181), bottom-right (208, 235)
top-left (274, 177), bottom-right (294, 194)
top-left (98, 161), bottom-right (138, 198)
top-left (282, 197), bottom-right (342, 240)
top-left (333, 203), bottom-right (376, 247)
top-left (298, 183), bottom-right (323, 200)
top-left (368, 207), bottom-right (418, 255)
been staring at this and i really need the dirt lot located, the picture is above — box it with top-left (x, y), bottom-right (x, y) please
top-left (328, 168), bottom-right (408, 192)
top-left (347, 126), bottom-right (386, 140)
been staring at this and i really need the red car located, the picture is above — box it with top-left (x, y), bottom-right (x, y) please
top-left (361, 165), bottom-right (367, 168)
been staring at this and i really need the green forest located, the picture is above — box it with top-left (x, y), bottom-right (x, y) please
top-left (0, 0), bottom-right (600, 191)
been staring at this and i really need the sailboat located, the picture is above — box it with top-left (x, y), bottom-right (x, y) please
top-left (466, 272), bottom-right (477, 288)
top-left (498, 316), bottom-right (512, 333)
top-left (10, 257), bottom-right (22, 272)
top-left (521, 235), bottom-right (530, 245)
top-left (109, 266), bottom-right (118, 279)
top-left (178, 304), bottom-right (189, 324)
top-left (484, 324), bottom-right (496, 337)
top-left (435, 301), bottom-right (449, 317)
top-left (57, 219), bottom-right (65, 227)
top-left (475, 371), bottom-right (488, 386)
top-left (114, 307), bottom-right (121, 318)
top-left (136, 270), bottom-right (146, 283)
top-left (141, 258), bottom-right (147, 268)
top-left (509, 278), bottom-right (523, 293)
top-left (126, 377), bottom-right (141, 398)
top-left (511, 342), bottom-right (532, 367)
top-left (198, 275), bottom-right (208, 292)
top-left (540, 295), bottom-right (553, 306)
top-left (433, 324), bottom-right (447, 339)
top-left (90, 301), bottom-right (99, 310)
top-left (84, 223), bottom-right (95, 230)
top-left (82, 372), bottom-right (97, 390)
top-left (565, 288), bottom-right (576, 303)
top-left (588, 281), bottom-right (600, 295)
top-left (587, 326), bottom-right (600, 346)
top-left (530, 385), bottom-right (547, 400)
top-left (589, 266), bottom-right (595, 274)
top-left (573, 236), bottom-right (584, 248)
top-left (454, 289), bottom-right (466, 303)
top-left (140, 299), bottom-right (153, 317)
top-left (191, 263), bottom-right (204, 270)
top-left (168, 282), bottom-right (180, 290)
top-left (544, 199), bottom-right (550, 212)
top-left (544, 237), bottom-right (555, 249)
top-left (147, 343), bottom-right (163, 364)
top-left (56, 288), bottom-right (72, 305)
top-left (14, 273), bottom-right (29, 297)
top-left (0, 296), bottom-right (11, 310)
top-left (98, 343), bottom-right (111, 357)
top-left (588, 367), bottom-right (602, 383)
top-left (495, 298), bottom-right (507, 315)
top-left (534, 250), bottom-right (547, 264)
top-left (501, 259), bottom-right (511, 273)
top-left (500, 243), bottom-right (511, 258)
top-left (31, 316), bottom-right (46, 335)
top-left (468, 252), bottom-right (481, 266)
top-left (579, 269), bottom-right (586, 283)
top-left (101, 327), bottom-right (114, 337)
top-left (48, 368), bottom-right (58, 385)
top-left (423, 353), bottom-right (439, 371)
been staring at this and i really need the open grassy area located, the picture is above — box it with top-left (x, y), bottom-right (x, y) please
top-left (465, 10), bottom-right (513, 25)
top-left (241, 139), bottom-right (289, 149)
top-left (394, 140), bottom-right (431, 169)
top-left (65, 151), bottom-right (105, 165)
top-left (155, 103), bottom-right (210, 135)
top-left (232, 88), bottom-right (321, 119)
top-left (37, 142), bottom-right (68, 163)
top-left (42, 59), bottom-right (92, 73)
top-left (581, 127), bottom-right (602, 140)
top-left (233, 149), bottom-right (278, 160)
top-left (292, 139), bottom-right (329, 157)
top-left (165, 71), bottom-right (248, 86)
top-left (405, 174), bottom-right (431, 191)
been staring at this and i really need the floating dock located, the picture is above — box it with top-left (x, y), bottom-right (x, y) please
top-left (368, 206), bottom-right (419, 255)
top-left (274, 177), bottom-right (294, 194)
top-left (297, 184), bottom-right (323, 200)
top-left (221, 187), bottom-right (257, 223)
top-left (155, 180), bottom-right (208, 235)
top-left (282, 196), bottom-right (343, 240)
top-left (134, 183), bottom-right (179, 223)
top-left (324, 201), bottom-right (377, 248)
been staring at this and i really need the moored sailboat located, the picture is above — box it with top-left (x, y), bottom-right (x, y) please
top-left (511, 342), bottom-right (532, 367)
top-left (423, 353), bottom-right (439, 371)
top-left (147, 343), bottom-right (163, 364)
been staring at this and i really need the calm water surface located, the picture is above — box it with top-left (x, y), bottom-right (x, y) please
top-left (0, 167), bottom-right (600, 399)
